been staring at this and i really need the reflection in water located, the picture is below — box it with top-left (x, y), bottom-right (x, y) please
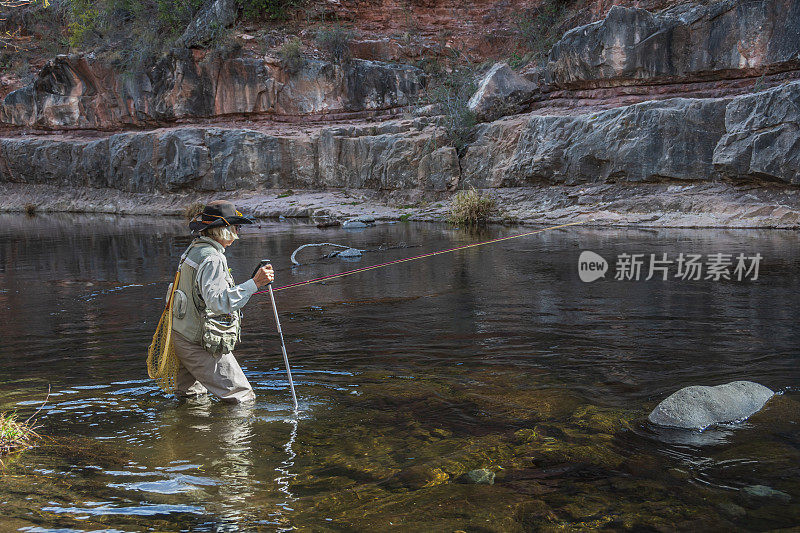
top-left (274, 417), bottom-right (299, 532)
top-left (201, 403), bottom-right (255, 526)
top-left (0, 214), bottom-right (799, 530)
top-left (157, 400), bottom-right (259, 528)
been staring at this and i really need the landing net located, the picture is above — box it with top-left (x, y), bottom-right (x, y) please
top-left (146, 270), bottom-right (181, 392)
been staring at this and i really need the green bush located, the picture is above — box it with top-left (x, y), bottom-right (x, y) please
top-left (440, 105), bottom-right (477, 154)
top-left (238, 0), bottom-right (298, 21)
top-left (447, 188), bottom-right (497, 226)
top-left (67, 0), bottom-right (99, 47)
top-left (155, 0), bottom-right (204, 36)
top-left (277, 36), bottom-right (304, 73)
top-left (315, 24), bottom-right (353, 64)
top-left (67, 0), bottom-right (205, 53)
top-left (513, 0), bottom-right (571, 68)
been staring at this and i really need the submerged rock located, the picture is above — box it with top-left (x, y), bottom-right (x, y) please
top-left (316, 220), bottom-right (341, 228)
top-left (742, 484), bottom-right (792, 502)
top-left (342, 216), bottom-right (377, 228)
top-left (390, 465), bottom-right (450, 490)
top-left (648, 381), bottom-right (774, 429)
top-left (717, 502), bottom-right (747, 518)
top-left (459, 468), bottom-right (495, 485)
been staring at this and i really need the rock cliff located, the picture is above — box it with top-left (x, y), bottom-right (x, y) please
top-left (0, 119), bottom-right (452, 191)
top-left (463, 80), bottom-right (800, 187)
top-left (545, 0), bottom-right (800, 89)
top-left (1, 52), bottom-right (425, 129)
top-left (0, 0), bottom-right (799, 227)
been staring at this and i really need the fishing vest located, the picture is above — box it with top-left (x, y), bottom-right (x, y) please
top-left (171, 237), bottom-right (241, 349)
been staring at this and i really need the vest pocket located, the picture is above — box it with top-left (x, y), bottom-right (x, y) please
top-left (172, 290), bottom-right (188, 319)
top-left (201, 313), bottom-right (240, 356)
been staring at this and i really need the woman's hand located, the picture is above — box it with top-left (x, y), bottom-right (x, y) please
top-left (252, 264), bottom-right (275, 287)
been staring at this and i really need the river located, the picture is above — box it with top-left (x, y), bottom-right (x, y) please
top-left (0, 214), bottom-right (798, 531)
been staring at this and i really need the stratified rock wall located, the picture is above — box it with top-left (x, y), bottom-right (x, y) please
top-left (461, 97), bottom-right (730, 187)
top-left (1, 53), bottom-right (426, 129)
top-left (0, 120), bottom-right (456, 192)
top-left (2, 80), bottom-right (799, 194)
top-left (546, 0), bottom-right (800, 89)
top-left (713, 82), bottom-right (800, 184)
top-left (462, 81), bottom-right (800, 187)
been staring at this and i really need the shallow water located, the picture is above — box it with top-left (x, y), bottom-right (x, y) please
top-left (0, 213), bottom-right (799, 531)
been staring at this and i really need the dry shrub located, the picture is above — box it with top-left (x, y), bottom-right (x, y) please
top-left (278, 36), bottom-right (304, 74)
top-left (425, 56), bottom-right (478, 154)
top-left (315, 24), bottom-right (353, 64)
top-left (0, 412), bottom-right (39, 460)
top-left (447, 188), bottom-right (497, 225)
top-left (182, 201), bottom-right (205, 222)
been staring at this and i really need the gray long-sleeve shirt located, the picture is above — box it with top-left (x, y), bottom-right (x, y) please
top-left (194, 237), bottom-right (258, 315)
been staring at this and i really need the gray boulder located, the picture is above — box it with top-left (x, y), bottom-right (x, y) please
top-left (467, 62), bottom-right (538, 122)
top-left (342, 219), bottom-right (369, 228)
top-left (713, 81), bottom-right (800, 185)
top-left (176, 0), bottom-right (237, 49)
top-left (648, 381), bottom-right (774, 429)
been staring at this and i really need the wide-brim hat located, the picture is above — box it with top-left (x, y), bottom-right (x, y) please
top-left (188, 200), bottom-right (254, 231)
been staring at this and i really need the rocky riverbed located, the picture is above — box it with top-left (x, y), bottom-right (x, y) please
top-left (2, 181), bottom-right (798, 228)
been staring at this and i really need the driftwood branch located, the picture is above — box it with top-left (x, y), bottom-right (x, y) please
top-left (290, 243), bottom-right (352, 265)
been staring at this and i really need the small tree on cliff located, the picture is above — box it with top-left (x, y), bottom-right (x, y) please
top-left (424, 53), bottom-right (478, 154)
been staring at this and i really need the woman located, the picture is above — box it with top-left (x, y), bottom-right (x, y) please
top-left (170, 200), bottom-right (274, 403)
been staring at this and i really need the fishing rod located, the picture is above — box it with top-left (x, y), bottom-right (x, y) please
top-left (254, 259), bottom-right (299, 412)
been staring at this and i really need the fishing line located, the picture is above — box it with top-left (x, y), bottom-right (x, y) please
top-left (253, 219), bottom-right (586, 413)
top-left (255, 220), bottom-right (586, 295)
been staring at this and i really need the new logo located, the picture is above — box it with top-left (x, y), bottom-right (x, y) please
top-left (578, 251), bottom-right (608, 282)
